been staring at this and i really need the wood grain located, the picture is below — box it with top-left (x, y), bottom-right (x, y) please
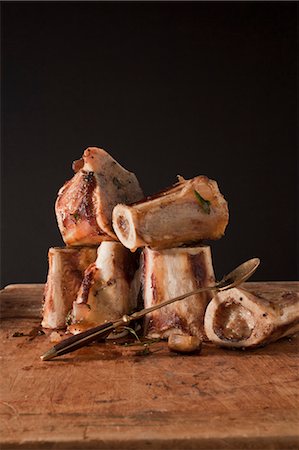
top-left (0, 282), bottom-right (299, 449)
top-left (0, 284), bottom-right (44, 319)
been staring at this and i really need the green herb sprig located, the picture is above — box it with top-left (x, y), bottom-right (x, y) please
top-left (70, 212), bottom-right (80, 222)
top-left (194, 190), bottom-right (211, 214)
top-left (124, 326), bottom-right (140, 342)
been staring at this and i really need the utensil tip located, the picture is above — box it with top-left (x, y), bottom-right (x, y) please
top-left (40, 347), bottom-right (57, 361)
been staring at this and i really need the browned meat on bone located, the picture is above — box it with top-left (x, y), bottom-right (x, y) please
top-left (56, 147), bottom-right (144, 246)
top-left (204, 285), bottom-right (299, 348)
top-left (69, 241), bottom-right (140, 334)
top-left (41, 247), bottom-right (97, 329)
top-left (112, 175), bottom-right (229, 251)
top-left (142, 246), bottom-right (215, 340)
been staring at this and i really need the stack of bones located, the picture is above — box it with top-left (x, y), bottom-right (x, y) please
top-left (42, 147), bottom-right (229, 341)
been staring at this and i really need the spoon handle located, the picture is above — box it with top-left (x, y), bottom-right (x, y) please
top-left (41, 320), bottom-right (119, 360)
top-left (131, 285), bottom-right (218, 320)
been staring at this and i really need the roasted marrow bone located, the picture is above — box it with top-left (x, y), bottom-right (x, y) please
top-left (69, 241), bottom-right (140, 333)
top-left (142, 246), bottom-right (215, 340)
top-left (204, 286), bottom-right (299, 348)
top-left (56, 147), bottom-right (144, 246)
top-left (112, 175), bottom-right (229, 251)
top-left (41, 247), bottom-right (97, 329)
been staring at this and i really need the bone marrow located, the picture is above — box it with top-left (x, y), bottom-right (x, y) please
top-left (112, 175), bottom-right (229, 251)
top-left (56, 147), bottom-right (144, 246)
top-left (205, 287), bottom-right (299, 348)
top-left (117, 215), bottom-right (130, 239)
top-left (41, 247), bottom-right (97, 329)
top-left (213, 301), bottom-right (255, 341)
top-left (142, 245), bottom-right (215, 340)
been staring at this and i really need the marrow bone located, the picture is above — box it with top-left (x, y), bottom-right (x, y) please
top-left (142, 245), bottom-right (215, 340)
top-left (204, 286), bottom-right (299, 348)
top-left (41, 247), bottom-right (97, 329)
top-left (69, 241), bottom-right (140, 334)
top-left (56, 147), bottom-right (144, 246)
top-left (112, 175), bottom-right (229, 251)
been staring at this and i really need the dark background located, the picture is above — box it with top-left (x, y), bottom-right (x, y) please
top-left (1, 2), bottom-right (298, 287)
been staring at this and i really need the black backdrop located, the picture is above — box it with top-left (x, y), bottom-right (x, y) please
top-left (1, 2), bottom-right (298, 287)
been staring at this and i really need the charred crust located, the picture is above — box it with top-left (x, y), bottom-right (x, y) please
top-left (83, 171), bottom-right (94, 183)
top-left (75, 172), bottom-right (100, 229)
top-left (80, 271), bottom-right (94, 304)
top-left (61, 171), bottom-right (101, 233)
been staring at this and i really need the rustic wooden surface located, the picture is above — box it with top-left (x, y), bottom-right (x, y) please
top-left (1, 282), bottom-right (299, 450)
top-left (0, 284), bottom-right (44, 319)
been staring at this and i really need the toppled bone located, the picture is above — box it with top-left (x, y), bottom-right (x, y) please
top-left (112, 175), bottom-right (229, 251)
top-left (56, 147), bottom-right (144, 246)
top-left (142, 246), bottom-right (215, 340)
top-left (204, 286), bottom-right (299, 348)
top-left (41, 247), bottom-right (97, 329)
top-left (69, 241), bottom-right (140, 334)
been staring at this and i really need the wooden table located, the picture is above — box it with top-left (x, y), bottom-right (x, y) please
top-left (1, 282), bottom-right (298, 449)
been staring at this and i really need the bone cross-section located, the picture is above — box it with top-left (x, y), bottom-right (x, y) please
top-left (41, 247), bottom-right (97, 329)
top-left (112, 175), bottom-right (229, 251)
top-left (69, 241), bottom-right (140, 333)
top-left (204, 285), bottom-right (299, 348)
top-left (142, 246), bottom-right (215, 340)
top-left (56, 147), bottom-right (144, 246)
